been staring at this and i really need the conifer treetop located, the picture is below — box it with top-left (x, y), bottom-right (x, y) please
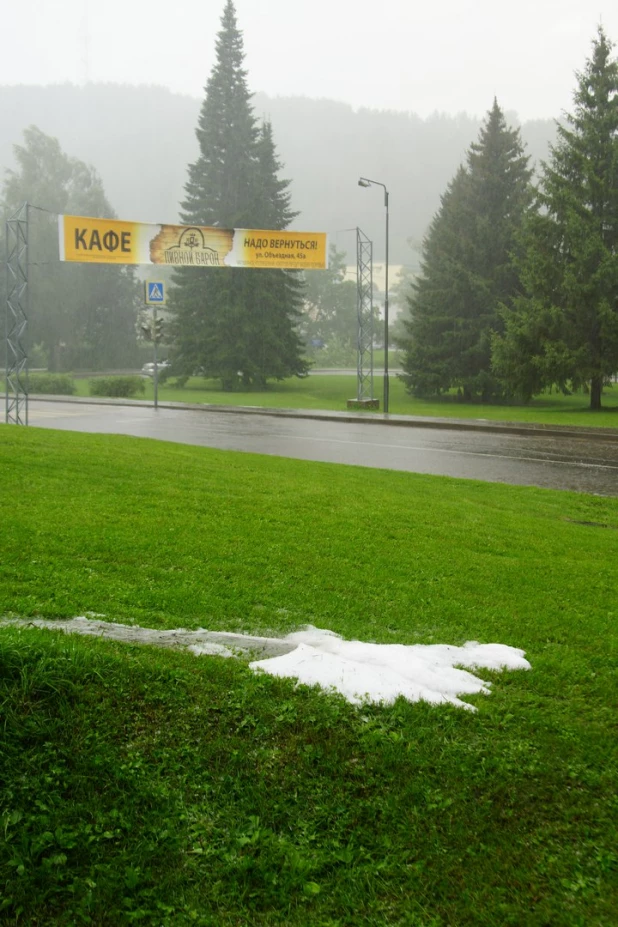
top-left (181, 0), bottom-right (259, 228)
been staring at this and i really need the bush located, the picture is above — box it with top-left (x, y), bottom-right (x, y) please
top-left (28, 373), bottom-right (75, 395)
top-left (88, 376), bottom-right (145, 398)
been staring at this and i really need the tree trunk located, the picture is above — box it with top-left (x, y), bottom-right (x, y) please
top-left (589, 376), bottom-right (602, 410)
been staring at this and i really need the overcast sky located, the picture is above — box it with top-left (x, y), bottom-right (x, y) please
top-left (2, 0), bottom-right (616, 121)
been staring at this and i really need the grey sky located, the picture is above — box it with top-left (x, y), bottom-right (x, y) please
top-left (2, 0), bottom-right (616, 120)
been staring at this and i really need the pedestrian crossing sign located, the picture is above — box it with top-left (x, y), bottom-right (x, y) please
top-left (145, 281), bottom-right (166, 305)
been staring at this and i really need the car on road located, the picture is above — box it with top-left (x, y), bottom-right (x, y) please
top-left (141, 361), bottom-right (171, 377)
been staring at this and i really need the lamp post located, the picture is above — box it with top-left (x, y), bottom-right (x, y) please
top-left (358, 177), bottom-right (389, 413)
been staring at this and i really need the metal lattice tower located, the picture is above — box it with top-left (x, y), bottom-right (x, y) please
top-left (5, 203), bottom-right (29, 425)
top-left (356, 228), bottom-right (374, 402)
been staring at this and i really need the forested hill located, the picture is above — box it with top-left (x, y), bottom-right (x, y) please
top-left (0, 83), bottom-right (556, 263)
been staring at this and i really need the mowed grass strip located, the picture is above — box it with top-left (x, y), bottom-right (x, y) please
top-left (1, 426), bottom-right (617, 926)
top-left (74, 372), bottom-right (618, 428)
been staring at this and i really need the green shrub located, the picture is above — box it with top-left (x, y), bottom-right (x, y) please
top-left (28, 373), bottom-right (75, 395)
top-left (88, 376), bottom-right (145, 398)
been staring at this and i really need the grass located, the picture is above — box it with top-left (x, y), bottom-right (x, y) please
top-left (1, 425), bottom-right (617, 925)
top-left (74, 372), bottom-right (618, 428)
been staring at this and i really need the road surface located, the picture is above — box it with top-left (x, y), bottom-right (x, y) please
top-left (25, 400), bottom-right (618, 496)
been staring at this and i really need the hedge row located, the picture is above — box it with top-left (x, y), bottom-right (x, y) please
top-left (28, 374), bottom-right (76, 395)
top-left (88, 377), bottom-right (145, 398)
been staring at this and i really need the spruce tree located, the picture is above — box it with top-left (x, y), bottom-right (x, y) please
top-left (169, 1), bottom-right (308, 388)
top-left (398, 167), bottom-right (472, 397)
top-left (399, 101), bottom-right (532, 400)
top-left (492, 28), bottom-right (618, 410)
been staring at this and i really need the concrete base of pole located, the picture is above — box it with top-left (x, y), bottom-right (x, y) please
top-left (347, 398), bottom-right (380, 410)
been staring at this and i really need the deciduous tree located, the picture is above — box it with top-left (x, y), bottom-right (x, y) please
top-left (1, 126), bottom-right (139, 371)
top-left (302, 244), bottom-right (357, 360)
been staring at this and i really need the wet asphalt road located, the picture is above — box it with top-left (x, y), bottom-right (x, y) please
top-left (26, 400), bottom-right (618, 496)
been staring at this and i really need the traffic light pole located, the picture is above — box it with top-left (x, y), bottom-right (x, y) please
top-left (143, 281), bottom-right (165, 411)
top-left (153, 304), bottom-right (159, 410)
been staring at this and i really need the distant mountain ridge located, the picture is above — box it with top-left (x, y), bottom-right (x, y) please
top-left (0, 83), bottom-right (556, 263)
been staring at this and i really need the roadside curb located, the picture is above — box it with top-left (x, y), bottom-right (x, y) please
top-left (28, 394), bottom-right (618, 443)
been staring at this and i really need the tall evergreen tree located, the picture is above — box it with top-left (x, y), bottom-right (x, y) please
top-left (233, 120), bottom-right (308, 387)
top-left (398, 166), bottom-right (472, 397)
top-left (492, 28), bottom-right (618, 410)
top-left (399, 101), bottom-right (532, 400)
top-left (1, 126), bottom-right (139, 371)
top-left (168, 1), bottom-right (308, 389)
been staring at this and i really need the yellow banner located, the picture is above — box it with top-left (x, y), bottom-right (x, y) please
top-left (58, 215), bottom-right (327, 270)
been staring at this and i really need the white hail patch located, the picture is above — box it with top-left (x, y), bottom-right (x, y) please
top-left (247, 626), bottom-right (530, 710)
top-left (1, 618), bottom-right (530, 710)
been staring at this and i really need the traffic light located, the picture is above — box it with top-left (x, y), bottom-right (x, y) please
top-left (154, 317), bottom-right (164, 342)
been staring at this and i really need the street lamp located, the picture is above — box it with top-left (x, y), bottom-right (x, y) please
top-left (358, 177), bottom-right (390, 413)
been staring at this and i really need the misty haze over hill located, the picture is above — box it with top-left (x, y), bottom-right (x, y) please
top-left (0, 83), bottom-right (557, 264)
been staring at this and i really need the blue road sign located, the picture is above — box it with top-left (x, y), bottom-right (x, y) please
top-left (145, 281), bottom-right (166, 305)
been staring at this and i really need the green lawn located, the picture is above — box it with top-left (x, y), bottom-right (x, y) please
top-left (74, 372), bottom-right (618, 428)
top-left (1, 426), bottom-right (617, 925)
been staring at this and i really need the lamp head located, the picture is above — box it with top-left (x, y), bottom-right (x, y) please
top-left (358, 178), bottom-right (371, 188)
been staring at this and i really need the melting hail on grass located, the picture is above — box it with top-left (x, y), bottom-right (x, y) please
top-left (2, 619), bottom-right (530, 710)
top-left (245, 627), bottom-right (531, 710)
